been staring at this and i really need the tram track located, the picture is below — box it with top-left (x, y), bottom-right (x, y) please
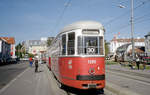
top-left (106, 69), bottom-right (150, 85)
top-left (107, 68), bottom-right (150, 79)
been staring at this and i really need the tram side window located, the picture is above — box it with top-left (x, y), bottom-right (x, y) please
top-left (78, 36), bottom-right (83, 54)
top-left (62, 34), bottom-right (66, 55)
top-left (68, 32), bottom-right (75, 55)
top-left (99, 37), bottom-right (104, 55)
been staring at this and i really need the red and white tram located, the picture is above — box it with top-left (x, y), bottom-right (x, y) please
top-left (47, 21), bottom-right (105, 90)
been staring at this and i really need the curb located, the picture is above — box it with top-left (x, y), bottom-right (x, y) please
top-left (106, 81), bottom-right (141, 95)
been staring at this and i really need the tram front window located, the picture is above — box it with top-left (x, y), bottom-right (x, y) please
top-left (78, 36), bottom-right (103, 55)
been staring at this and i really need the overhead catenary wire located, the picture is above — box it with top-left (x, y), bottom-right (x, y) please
top-left (106, 17), bottom-right (150, 38)
top-left (103, 0), bottom-right (150, 26)
top-left (105, 0), bottom-right (150, 37)
top-left (119, 0), bottom-right (129, 4)
top-left (110, 11), bottom-right (150, 33)
top-left (113, 16), bottom-right (150, 33)
top-left (134, 12), bottom-right (150, 21)
top-left (52, 0), bottom-right (71, 33)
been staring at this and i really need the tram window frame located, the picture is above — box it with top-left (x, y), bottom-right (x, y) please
top-left (77, 36), bottom-right (104, 55)
top-left (84, 36), bottom-right (98, 55)
top-left (99, 36), bottom-right (104, 55)
top-left (67, 32), bottom-right (75, 55)
top-left (62, 34), bottom-right (66, 55)
top-left (78, 36), bottom-right (83, 54)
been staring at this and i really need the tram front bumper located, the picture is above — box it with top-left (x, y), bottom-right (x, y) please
top-left (76, 74), bottom-right (105, 80)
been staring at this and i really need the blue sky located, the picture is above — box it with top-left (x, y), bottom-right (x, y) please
top-left (0, 0), bottom-right (150, 44)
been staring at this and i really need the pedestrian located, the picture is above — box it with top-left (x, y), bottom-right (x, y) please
top-left (29, 57), bottom-right (33, 67)
top-left (142, 59), bottom-right (146, 70)
top-left (129, 60), bottom-right (133, 69)
top-left (115, 55), bottom-right (118, 62)
top-left (143, 62), bottom-right (146, 70)
top-left (34, 56), bottom-right (39, 72)
top-left (136, 57), bottom-right (140, 70)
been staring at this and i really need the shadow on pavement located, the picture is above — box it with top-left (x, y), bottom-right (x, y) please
top-left (62, 85), bottom-right (104, 95)
top-left (34, 70), bottom-right (43, 73)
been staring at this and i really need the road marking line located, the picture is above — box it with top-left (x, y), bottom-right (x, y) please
top-left (0, 67), bottom-right (30, 94)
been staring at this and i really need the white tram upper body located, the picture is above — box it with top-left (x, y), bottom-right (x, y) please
top-left (48, 21), bottom-right (105, 57)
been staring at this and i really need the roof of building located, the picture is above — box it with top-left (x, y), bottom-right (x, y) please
top-left (128, 48), bottom-right (144, 54)
top-left (0, 37), bottom-right (15, 44)
top-left (61, 21), bottom-right (105, 33)
top-left (28, 40), bottom-right (42, 46)
top-left (116, 43), bottom-right (131, 52)
top-left (111, 38), bottom-right (144, 42)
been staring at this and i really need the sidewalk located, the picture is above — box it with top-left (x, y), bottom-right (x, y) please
top-left (106, 64), bottom-right (150, 75)
top-left (0, 64), bottom-right (66, 95)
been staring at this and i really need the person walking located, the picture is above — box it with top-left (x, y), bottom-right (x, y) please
top-left (142, 58), bottom-right (146, 70)
top-left (34, 57), bottom-right (39, 72)
top-left (136, 55), bottom-right (140, 70)
top-left (29, 57), bottom-right (33, 67)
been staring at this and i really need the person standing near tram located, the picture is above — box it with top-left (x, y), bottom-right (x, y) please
top-left (29, 57), bottom-right (33, 67)
top-left (34, 56), bottom-right (39, 72)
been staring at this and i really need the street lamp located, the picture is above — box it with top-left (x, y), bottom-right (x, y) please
top-left (131, 0), bottom-right (135, 60)
top-left (119, 0), bottom-right (135, 60)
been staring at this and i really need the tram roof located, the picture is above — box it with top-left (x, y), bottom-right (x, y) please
top-left (61, 21), bottom-right (105, 33)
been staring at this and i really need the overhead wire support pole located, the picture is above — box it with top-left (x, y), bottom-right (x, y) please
top-left (131, 0), bottom-right (135, 60)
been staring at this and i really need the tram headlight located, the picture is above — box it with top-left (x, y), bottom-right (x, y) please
top-left (97, 66), bottom-right (100, 70)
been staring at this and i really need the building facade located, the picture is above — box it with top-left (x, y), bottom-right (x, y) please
top-left (0, 37), bottom-right (15, 59)
top-left (0, 38), bottom-right (11, 62)
top-left (27, 40), bottom-right (43, 54)
top-left (145, 32), bottom-right (150, 56)
top-left (110, 37), bottom-right (145, 55)
top-left (23, 38), bottom-right (48, 55)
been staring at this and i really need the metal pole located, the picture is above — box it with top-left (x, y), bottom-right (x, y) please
top-left (131, 0), bottom-right (135, 60)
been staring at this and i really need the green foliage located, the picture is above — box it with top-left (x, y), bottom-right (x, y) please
top-left (15, 43), bottom-right (23, 58)
top-left (105, 41), bottom-right (110, 56)
top-left (47, 38), bottom-right (52, 46)
top-left (28, 53), bottom-right (34, 58)
top-left (106, 61), bottom-right (118, 65)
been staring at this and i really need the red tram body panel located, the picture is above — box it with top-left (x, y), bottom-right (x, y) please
top-left (47, 21), bottom-right (106, 90)
top-left (60, 57), bottom-right (105, 89)
top-left (48, 57), bottom-right (51, 69)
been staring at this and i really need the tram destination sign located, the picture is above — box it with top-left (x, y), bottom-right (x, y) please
top-left (82, 29), bottom-right (99, 34)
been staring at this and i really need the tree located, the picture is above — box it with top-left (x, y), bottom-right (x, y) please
top-left (105, 41), bottom-right (110, 56)
top-left (28, 53), bottom-right (34, 58)
top-left (15, 43), bottom-right (23, 58)
top-left (47, 38), bottom-right (52, 46)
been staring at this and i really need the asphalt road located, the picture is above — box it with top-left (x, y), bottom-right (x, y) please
top-left (0, 61), bottom-right (29, 89)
